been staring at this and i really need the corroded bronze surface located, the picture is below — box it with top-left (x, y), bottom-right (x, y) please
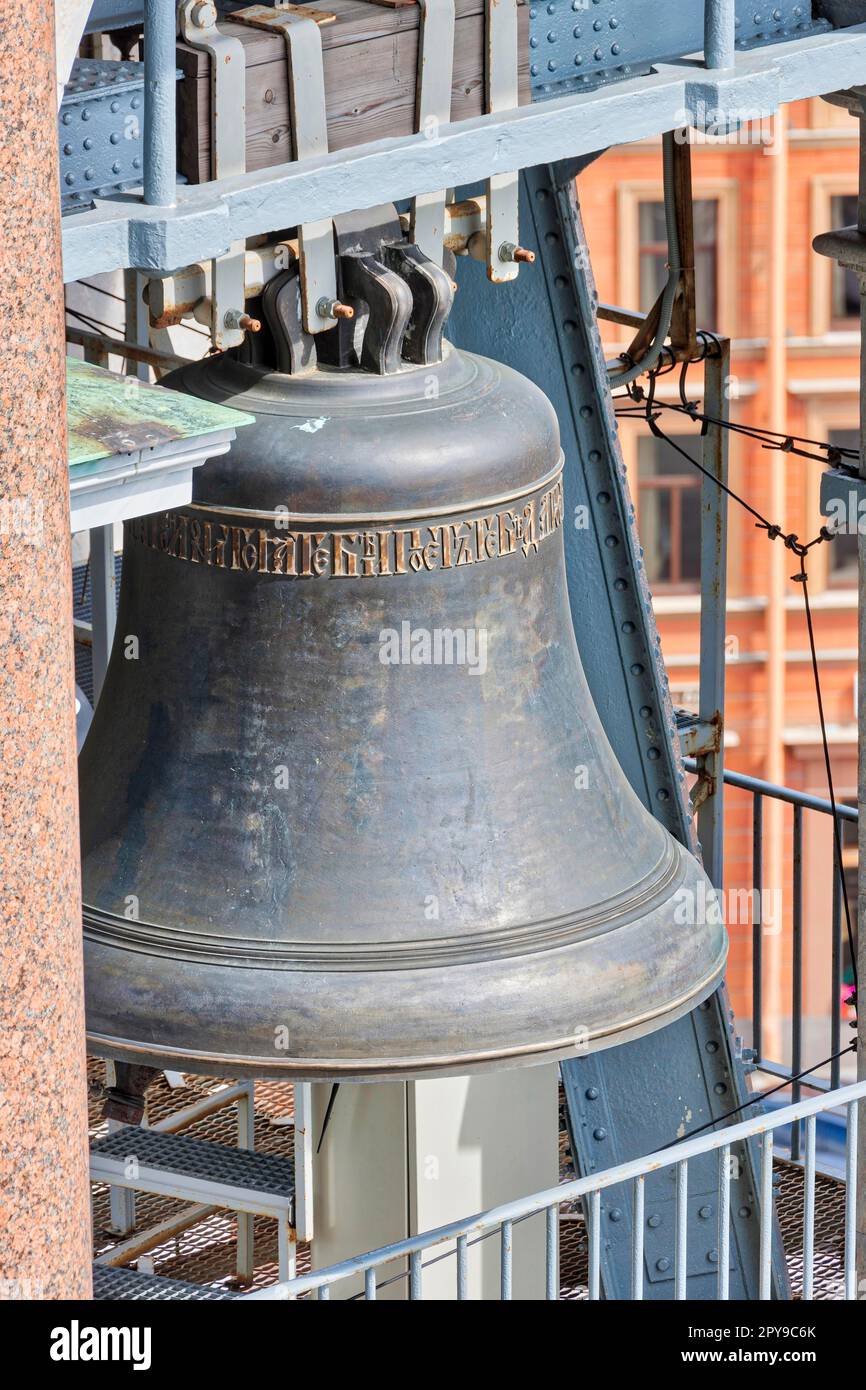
top-left (80, 345), bottom-right (726, 1080)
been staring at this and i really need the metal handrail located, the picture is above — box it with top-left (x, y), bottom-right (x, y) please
top-left (684, 757), bottom-right (858, 822)
top-left (686, 759), bottom-right (857, 1132)
top-left (249, 1079), bottom-right (865, 1301)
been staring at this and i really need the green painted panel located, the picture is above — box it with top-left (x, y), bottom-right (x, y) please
top-left (67, 357), bottom-right (254, 468)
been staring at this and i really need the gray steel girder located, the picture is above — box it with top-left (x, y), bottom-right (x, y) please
top-left (447, 163), bottom-right (789, 1299)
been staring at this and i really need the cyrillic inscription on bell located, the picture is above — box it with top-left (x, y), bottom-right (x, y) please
top-left (78, 220), bottom-right (726, 1080)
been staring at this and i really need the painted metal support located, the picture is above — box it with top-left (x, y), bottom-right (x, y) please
top-left (89, 523), bottom-right (117, 702)
top-left (143, 0), bottom-right (176, 206)
top-left (705, 0), bottom-right (737, 70)
top-left (697, 341), bottom-right (731, 889)
top-left (410, 0), bottom-right (456, 265)
top-left (178, 0), bottom-right (247, 350)
top-left (811, 98), bottom-right (866, 1295)
top-left (448, 162), bottom-right (787, 1299)
top-left (62, 24), bottom-right (866, 285)
top-left (484, 0), bottom-right (521, 283)
top-left (234, 5), bottom-right (341, 332)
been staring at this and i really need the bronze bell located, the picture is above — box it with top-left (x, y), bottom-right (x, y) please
top-left (79, 214), bottom-right (726, 1080)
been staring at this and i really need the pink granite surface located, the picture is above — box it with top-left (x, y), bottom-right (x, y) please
top-left (0, 4), bottom-right (92, 1299)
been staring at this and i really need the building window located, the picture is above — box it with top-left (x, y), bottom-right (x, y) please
top-left (828, 427), bottom-right (860, 586)
top-left (830, 195), bottom-right (860, 325)
top-left (637, 434), bottom-right (702, 590)
top-left (638, 198), bottom-right (719, 327)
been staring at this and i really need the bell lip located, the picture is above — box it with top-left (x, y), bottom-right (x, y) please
top-left (85, 953), bottom-right (726, 1084)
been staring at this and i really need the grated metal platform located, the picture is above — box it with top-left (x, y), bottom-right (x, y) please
top-left (92, 1125), bottom-right (295, 1202)
top-left (87, 1062), bottom-right (849, 1300)
top-left (93, 1263), bottom-right (241, 1301)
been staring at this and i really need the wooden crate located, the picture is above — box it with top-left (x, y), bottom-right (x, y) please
top-left (177, 0), bottom-right (530, 185)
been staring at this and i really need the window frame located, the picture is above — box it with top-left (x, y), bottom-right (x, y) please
top-left (616, 178), bottom-right (738, 336)
top-left (810, 175), bottom-right (861, 336)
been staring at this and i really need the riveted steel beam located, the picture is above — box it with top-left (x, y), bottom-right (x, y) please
top-left (62, 25), bottom-right (866, 282)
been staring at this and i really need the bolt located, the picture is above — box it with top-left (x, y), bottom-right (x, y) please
top-left (317, 298), bottom-right (354, 321)
top-left (224, 310), bottom-right (261, 334)
top-left (498, 243), bottom-right (535, 264)
top-left (190, 0), bottom-right (218, 28)
top-left (647, 1214), bottom-right (661, 1229)
top-left (655, 1258), bottom-right (670, 1273)
top-left (698, 1205), bottom-right (712, 1220)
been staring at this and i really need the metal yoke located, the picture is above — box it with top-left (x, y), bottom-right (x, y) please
top-left (234, 6), bottom-right (340, 332)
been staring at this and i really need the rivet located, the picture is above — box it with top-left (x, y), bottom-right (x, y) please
top-left (609, 1208), bottom-right (623, 1222)
top-left (547, 59), bottom-right (557, 71)
top-left (738, 1206), bottom-right (751, 1219)
top-left (630, 663), bottom-right (644, 676)
top-left (699, 1206), bottom-right (712, 1220)
top-left (622, 621), bottom-right (635, 634)
top-left (110, 100), bottom-right (120, 113)
top-left (593, 1127), bottom-right (607, 1141)
top-left (83, 137), bottom-right (93, 151)
top-left (647, 747), bottom-right (660, 761)
top-left (546, 30), bottom-right (556, 42)
top-left (706, 1040), bottom-right (719, 1053)
top-left (597, 491), bottom-right (610, 505)
top-left (110, 131), bottom-right (121, 144)
top-left (614, 578), bottom-right (628, 592)
top-left (611, 43), bottom-right (620, 55)
top-left (656, 789), bottom-right (670, 802)
top-left (656, 1258), bottom-right (670, 1272)
top-left (585, 1086), bottom-right (599, 1100)
top-left (604, 535), bottom-right (619, 548)
top-left (708, 1250), bottom-right (719, 1264)
top-left (647, 1215), bottom-right (661, 1229)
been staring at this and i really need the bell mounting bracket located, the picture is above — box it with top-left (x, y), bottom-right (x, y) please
top-left (234, 6), bottom-right (341, 334)
top-left (409, 0), bottom-right (456, 266)
top-left (484, 0), bottom-right (521, 283)
top-left (178, 0), bottom-right (248, 350)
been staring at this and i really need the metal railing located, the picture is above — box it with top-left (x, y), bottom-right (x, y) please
top-left (687, 760), bottom-right (857, 1118)
top-left (248, 1080), bottom-right (864, 1301)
